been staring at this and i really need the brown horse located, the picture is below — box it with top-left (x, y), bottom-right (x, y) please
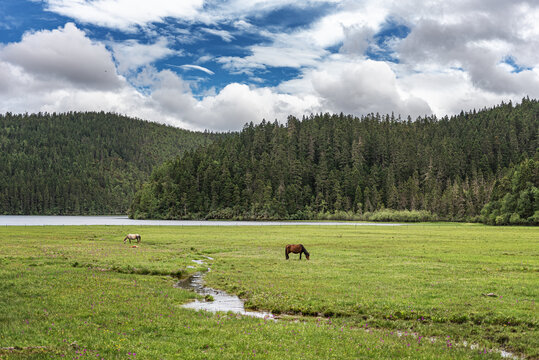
top-left (285, 244), bottom-right (310, 260)
top-left (124, 234), bottom-right (141, 244)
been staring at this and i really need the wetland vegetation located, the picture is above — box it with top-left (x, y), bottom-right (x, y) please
top-left (0, 224), bottom-right (537, 359)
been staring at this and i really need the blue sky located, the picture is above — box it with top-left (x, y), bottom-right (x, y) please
top-left (0, 0), bottom-right (538, 130)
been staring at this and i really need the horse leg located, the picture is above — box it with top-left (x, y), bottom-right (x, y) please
top-left (300, 251), bottom-right (302, 260)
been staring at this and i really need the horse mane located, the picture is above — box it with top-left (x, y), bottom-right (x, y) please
top-left (301, 244), bottom-right (309, 256)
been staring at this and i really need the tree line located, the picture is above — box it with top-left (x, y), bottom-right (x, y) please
top-left (129, 98), bottom-right (539, 223)
top-left (0, 112), bottom-right (221, 215)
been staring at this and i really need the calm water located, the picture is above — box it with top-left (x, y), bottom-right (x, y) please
top-left (176, 272), bottom-right (274, 319)
top-left (0, 215), bottom-right (402, 226)
top-left (175, 258), bottom-right (274, 319)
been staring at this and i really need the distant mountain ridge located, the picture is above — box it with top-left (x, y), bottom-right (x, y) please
top-left (130, 99), bottom-right (539, 222)
top-left (0, 112), bottom-right (222, 215)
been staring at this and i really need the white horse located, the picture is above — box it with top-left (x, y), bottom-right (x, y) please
top-left (123, 234), bottom-right (141, 244)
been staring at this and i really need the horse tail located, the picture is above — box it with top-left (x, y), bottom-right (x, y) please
top-left (285, 245), bottom-right (289, 259)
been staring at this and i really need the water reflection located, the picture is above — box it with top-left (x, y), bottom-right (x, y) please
top-left (175, 265), bottom-right (274, 319)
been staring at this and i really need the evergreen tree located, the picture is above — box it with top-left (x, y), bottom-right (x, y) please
top-left (0, 112), bottom-right (222, 215)
top-left (130, 99), bottom-right (539, 222)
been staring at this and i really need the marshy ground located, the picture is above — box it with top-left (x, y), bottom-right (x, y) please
top-left (0, 224), bottom-right (537, 359)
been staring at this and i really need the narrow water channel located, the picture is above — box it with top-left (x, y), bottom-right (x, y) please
top-left (175, 260), bottom-right (521, 359)
top-left (175, 260), bottom-right (274, 319)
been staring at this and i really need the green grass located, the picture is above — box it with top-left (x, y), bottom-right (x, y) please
top-left (0, 224), bottom-right (537, 359)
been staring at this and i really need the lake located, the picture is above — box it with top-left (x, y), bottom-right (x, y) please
top-left (0, 215), bottom-right (402, 226)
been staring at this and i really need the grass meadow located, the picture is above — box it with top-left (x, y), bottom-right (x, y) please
top-left (0, 224), bottom-right (537, 359)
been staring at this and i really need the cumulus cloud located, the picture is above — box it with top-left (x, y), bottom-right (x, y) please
top-left (0, 23), bottom-right (149, 120)
top-left (279, 57), bottom-right (431, 118)
top-left (396, 69), bottom-right (504, 116)
top-left (395, 1), bottom-right (539, 100)
top-left (340, 25), bottom-right (375, 56)
top-left (137, 69), bottom-right (318, 130)
top-left (311, 60), bottom-right (431, 117)
top-left (191, 83), bottom-right (320, 130)
top-left (0, 23), bottom-right (315, 131)
top-left (0, 23), bottom-right (120, 90)
top-left (3, 1), bottom-right (539, 131)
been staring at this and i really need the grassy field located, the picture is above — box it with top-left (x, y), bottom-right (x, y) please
top-left (0, 224), bottom-right (537, 359)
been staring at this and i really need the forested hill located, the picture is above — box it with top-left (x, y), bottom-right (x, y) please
top-left (0, 112), bottom-right (222, 215)
top-left (130, 99), bottom-right (539, 222)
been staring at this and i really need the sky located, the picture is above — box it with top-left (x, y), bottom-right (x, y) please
top-left (0, 0), bottom-right (538, 131)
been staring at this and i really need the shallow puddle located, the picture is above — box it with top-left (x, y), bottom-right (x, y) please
top-left (176, 263), bottom-right (274, 319)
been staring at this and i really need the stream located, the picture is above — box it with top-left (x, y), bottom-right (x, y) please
top-left (175, 259), bottom-right (274, 319)
top-left (175, 259), bottom-right (521, 359)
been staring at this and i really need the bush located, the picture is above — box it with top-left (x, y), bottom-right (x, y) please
top-left (527, 210), bottom-right (539, 225)
top-left (364, 209), bottom-right (438, 222)
top-left (509, 212), bottom-right (524, 225)
top-left (313, 209), bottom-right (437, 222)
top-left (495, 214), bottom-right (510, 225)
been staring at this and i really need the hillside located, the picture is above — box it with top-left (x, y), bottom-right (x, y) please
top-left (130, 98), bottom-right (539, 221)
top-left (0, 112), bottom-right (222, 215)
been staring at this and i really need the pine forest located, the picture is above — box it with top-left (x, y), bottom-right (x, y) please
top-left (0, 112), bottom-right (221, 215)
top-left (130, 99), bottom-right (539, 224)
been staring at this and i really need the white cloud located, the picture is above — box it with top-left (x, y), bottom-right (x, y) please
top-left (340, 25), bottom-right (376, 55)
top-left (214, 2), bottom-right (389, 72)
top-left (110, 38), bottom-right (178, 74)
top-left (201, 28), bottom-right (235, 42)
top-left (0, 23), bottom-right (121, 90)
top-left (135, 69), bottom-right (318, 130)
top-left (177, 64), bottom-right (215, 75)
top-left (3, 1), bottom-right (539, 131)
top-left (279, 56), bottom-right (431, 118)
top-left (41, 0), bottom-right (343, 30)
top-left (191, 83), bottom-right (319, 130)
top-left (0, 23), bottom-right (315, 131)
top-left (0, 23), bottom-right (151, 122)
top-left (44, 0), bottom-right (205, 31)
top-left (311, 59), bottom-right (431, 117)
top-left (396, 69), bottom-right (501, 116)
top-left (300, 2), bottom-right (387, 48)
top-left (233, 20), bottom-right (254, 31)
top-left (218, 44), bottom-right (327, 72)
top-left (394, 1), bottom-right (539, 101)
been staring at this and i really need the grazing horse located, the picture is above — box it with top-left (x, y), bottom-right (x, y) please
top-left (285, 244), bottom-right (310, 260)
top-left (124, 234), bottom-right (141, 244)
